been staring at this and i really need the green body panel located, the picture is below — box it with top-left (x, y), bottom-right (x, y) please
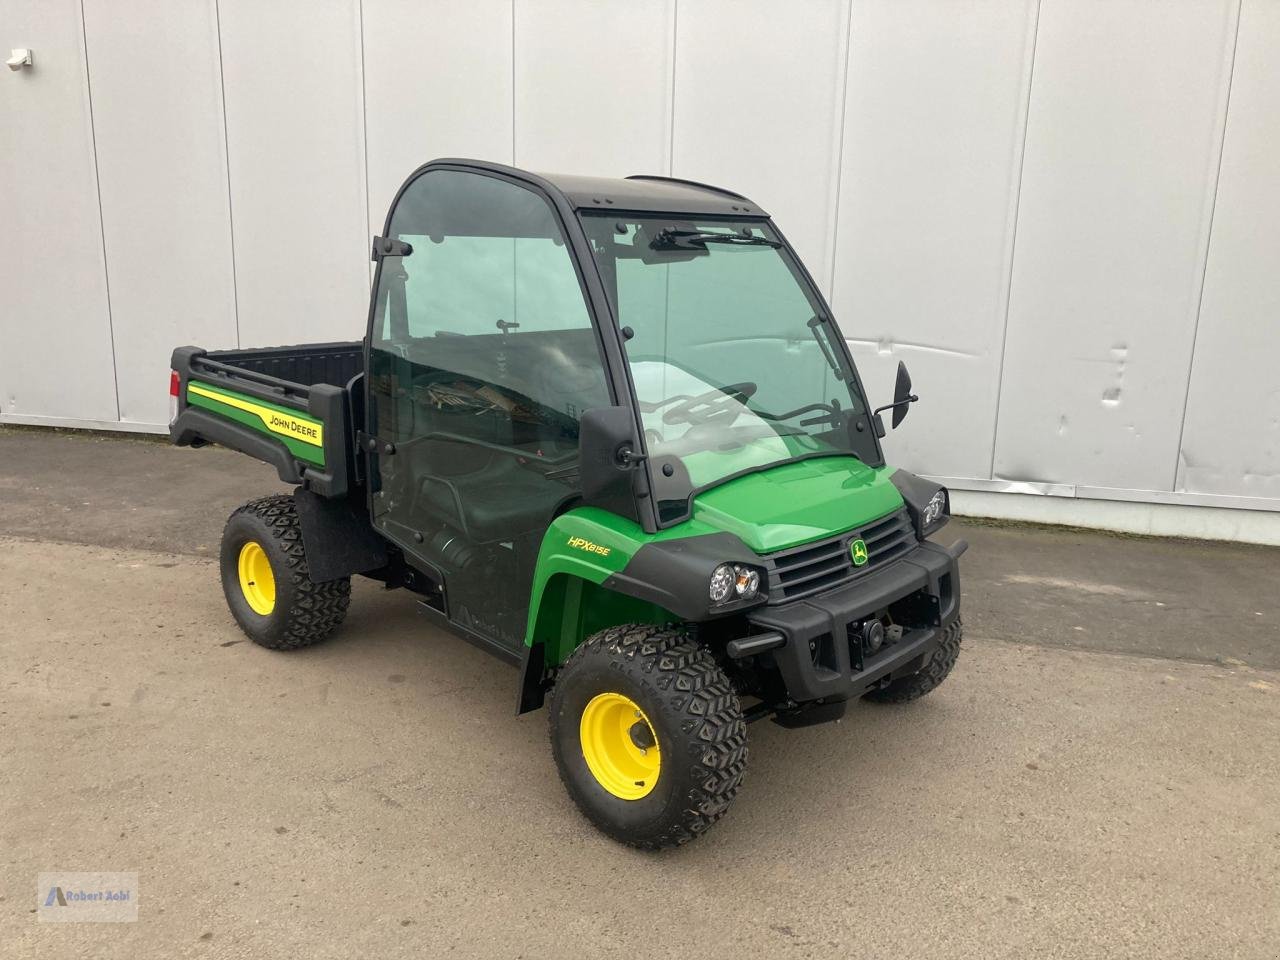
top-left (531, 576), bottom-right (676, 667)
top-left (690, 456), bottom-right (903, 552)
top-left (186, 381), bottom-right (326, 466)
top-left (524, 506), bottom-right (713, 664)
top-left (525, 457), bottom-right (904, 664)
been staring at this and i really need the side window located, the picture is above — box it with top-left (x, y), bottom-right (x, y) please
top-left (371, 171), bottom-right (607, 437)
top-left (389, 236), bottom-right (592, 339)
top-left (377, 172), bottom-right (591, 341)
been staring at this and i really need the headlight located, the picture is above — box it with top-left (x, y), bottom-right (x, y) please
top-left (710, 563), bottom-right (762, 605)
top-left (890, 471), bottom-right (950, 539)
top-left (709, 564), bottom-right (735, 603)
top-left (923, 489), bottom-right (947, 527)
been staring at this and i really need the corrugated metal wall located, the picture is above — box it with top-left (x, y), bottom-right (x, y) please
top-left (2, 0), bottom-right (1277, 532)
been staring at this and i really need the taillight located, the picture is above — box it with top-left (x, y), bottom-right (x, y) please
top-left (169, 370), bottom-right (180, 425)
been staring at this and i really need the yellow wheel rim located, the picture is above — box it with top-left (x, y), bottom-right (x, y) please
top-left (237, 541), bottom-right (276, 616)
top-left (579, 692), bottom-right (660, 800)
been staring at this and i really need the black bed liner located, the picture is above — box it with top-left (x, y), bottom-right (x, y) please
top-left (206, 341), bottom-right (363, 389)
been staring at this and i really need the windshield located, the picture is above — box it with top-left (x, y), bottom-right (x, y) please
top-left (582, 214), bottom-right (880, 524)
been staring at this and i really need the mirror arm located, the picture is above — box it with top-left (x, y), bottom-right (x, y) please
top-left (617, 446), bottom-right (647, 467)
top-left (871, 394), bottom-right (918, 419)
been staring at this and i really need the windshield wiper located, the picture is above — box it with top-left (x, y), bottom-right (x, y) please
top-left (650, 229), bottom-right (782, 250)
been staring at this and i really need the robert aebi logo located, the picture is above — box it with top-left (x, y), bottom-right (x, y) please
top-left (44, 885), bottom-right (131, 906)
top-left (38, 872), bottom-right (138, 923)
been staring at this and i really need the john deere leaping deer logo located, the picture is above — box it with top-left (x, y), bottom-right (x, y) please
top-left (850, 538), bottom-right (869, 566)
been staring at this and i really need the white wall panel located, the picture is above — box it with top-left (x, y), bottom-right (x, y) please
top-left (0, 0), bottom-right (117, 421)
top-left (218, 0), bottom-right (370, 347)
top-left (1177, 0), bottom-right (1280, 501)
top-left (833, 0), bottom-right (1037, 481)
top-left (83, 0), bottom-right (237, 425)
top-left (670, 0), bottom-right (848, 287)
top-left (514, 0), bottom-right (673, 176)
top-left (362, 0), bottom-right (513, 233)
top-left (992, 0), bottom-right (1238, 492)
top-left (4, 0), bottom-right (1280, 534)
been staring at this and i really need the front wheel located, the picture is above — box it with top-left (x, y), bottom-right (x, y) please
top-left (219, 494), bottom-right (351, 649)
top-left (549, 624), bottom-right (748, 849)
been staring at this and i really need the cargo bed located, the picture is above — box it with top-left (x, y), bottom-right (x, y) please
top-left (169, 342), bottom-right (363, 498)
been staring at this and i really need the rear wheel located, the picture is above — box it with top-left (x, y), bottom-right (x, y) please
top-left (219, 495), bottom-right (350, 649)
top-left (863, 618), bottom-right (962, 704)
top-left (549, 623), bottom-right (748, 849)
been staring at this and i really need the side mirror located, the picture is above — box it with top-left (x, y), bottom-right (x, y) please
top-left (871, 361), bottom-right (919, 430)
top-left (891, 361), bottom-right (914, 428)
top-left (579, 406), bottom-right (643, 521)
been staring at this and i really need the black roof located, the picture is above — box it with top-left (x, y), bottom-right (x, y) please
top-left (537, 171), bottom-right (767, 218)
top-left (403, 159), bottom-right (769, 222)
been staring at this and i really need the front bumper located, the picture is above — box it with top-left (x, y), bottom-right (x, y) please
top-left (744, 538), bottom-right (965, 709)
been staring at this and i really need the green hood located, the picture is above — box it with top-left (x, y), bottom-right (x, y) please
top-left (690, 457), bottom-right (904, 553)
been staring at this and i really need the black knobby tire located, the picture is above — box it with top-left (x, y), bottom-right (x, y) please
top-left (219, 494), bottom-right (351, 650)
top-left (549, 623), bottom-right (748, 850)
top-left (864, 617), bottom-right (963, 704)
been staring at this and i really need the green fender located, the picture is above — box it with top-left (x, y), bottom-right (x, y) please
top-left (523, 506), bottom-right (725, 668)
top-left (522, 456), bottom-right (904, 676)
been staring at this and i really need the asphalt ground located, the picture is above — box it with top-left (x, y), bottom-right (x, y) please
top-left (2, 427), bottom-right (1277, 959)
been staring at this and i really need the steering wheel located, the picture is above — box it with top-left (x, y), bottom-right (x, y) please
top-left (661, 382), bottom-right (757, 427)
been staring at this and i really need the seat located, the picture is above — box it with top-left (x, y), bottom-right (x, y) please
top-left (418, 456), bottom-right (567, 543)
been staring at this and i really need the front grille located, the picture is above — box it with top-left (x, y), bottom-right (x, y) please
top-left (765, 507), bottom-right (916, 603)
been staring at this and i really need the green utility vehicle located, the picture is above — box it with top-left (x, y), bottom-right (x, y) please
top-left (170, 159), bottom-right (967, 848)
